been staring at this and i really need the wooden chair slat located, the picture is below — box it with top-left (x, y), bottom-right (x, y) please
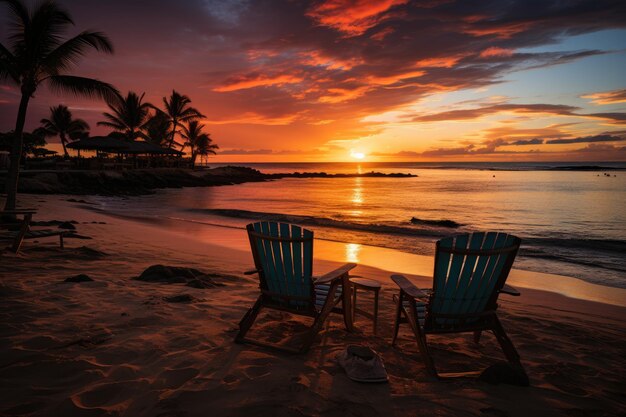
top-left (237, 221), bottom-right (355, 353)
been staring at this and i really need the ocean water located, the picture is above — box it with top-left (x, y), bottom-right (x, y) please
top-left (97, 162), bottom-right (626, 288)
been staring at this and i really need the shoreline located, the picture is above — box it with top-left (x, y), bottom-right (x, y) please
top-left (2, 194), bottom-right (626, 416)
top-left (8, 193), bottom-right (626, 308)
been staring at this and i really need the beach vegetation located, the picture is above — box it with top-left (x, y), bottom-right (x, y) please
top-left (180, 120), bottom-right (218, 168)
top-left (0, 0), bottom-right (117, 211)
top-left (160, 90), bottom-right (204, 150)
top-left (98, 91), bottom-right (152, 141)
top-left (39, 105), bottom-right (89, 158)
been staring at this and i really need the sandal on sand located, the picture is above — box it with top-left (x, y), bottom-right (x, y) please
top-left (336, 345), bottom-right (388, 383)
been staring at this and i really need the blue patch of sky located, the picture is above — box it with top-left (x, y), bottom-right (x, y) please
top-left (486, 30), bottom-right (626, 108)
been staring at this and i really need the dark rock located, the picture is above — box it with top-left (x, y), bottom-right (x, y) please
top-left (410, 217), bottom-right (461, 228)
top-left (57, 221), bottom-right (76, 230)
top-left (0, 167), bottom-right (415, 196)
top-left (479, 362), bottom-right (529, 386)
top-left (65, 274), bottom-right (93, 283)
top-left (71, 246), bottom-right (107, 259)
top-left (134, 264), bottom-right (221, 288)
top-left (164, 294), bottom-right (195, 303)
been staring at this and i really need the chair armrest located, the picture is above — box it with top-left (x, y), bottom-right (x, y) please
top-left (243, 269), bottom-right (259, 275)
top-left (391, 274), bottom-right (430, 300)
top-left (500, 284), bottom-right (521, 296)
top-left (314, 263), bottom-right (356, 285)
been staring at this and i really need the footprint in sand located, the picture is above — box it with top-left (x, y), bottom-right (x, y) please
top-left (244, 365), bottom-right (271, 379)
top-left (154, 367), bottom-right (199, 390)
top-left (72, 380), bottom-right (149, 409)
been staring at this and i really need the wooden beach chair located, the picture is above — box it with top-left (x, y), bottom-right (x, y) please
top-left (1, 209), bottom-right (74, 253)
top-left (236, 221), bottom-right (356, 353)
top-left (391, 232), bottom-right (524, 378)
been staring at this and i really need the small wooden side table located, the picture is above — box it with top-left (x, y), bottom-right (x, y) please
top-left (349, 277), bottom-right (381, 334)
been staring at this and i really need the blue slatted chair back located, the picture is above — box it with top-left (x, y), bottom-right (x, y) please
top-left (429, 232), bottom-right (521, 329)
top-left (247, 222), bottom-right (314, 310)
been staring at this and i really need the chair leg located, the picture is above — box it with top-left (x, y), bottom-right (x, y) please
top-left (11, 213), bottom-right (31, 253)
top-left (340, 275), bottom-right (355, 332)
top-left (492, 316), bottom-right (521, 365)
top-left (235, 296), bottom-right (263, 343)
top-left (406, 300), bottom-right (438, 377)
top-left (391, 292), bottom-right (403, 346)
top-left (473, 330), bottom-right (482, 344)
top-left (303, 280), bottom-right (341, 353)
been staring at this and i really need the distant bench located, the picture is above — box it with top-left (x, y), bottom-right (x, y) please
top-left (0, 209), bottom-right (75, 253)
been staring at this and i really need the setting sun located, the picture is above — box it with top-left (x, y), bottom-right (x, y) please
top-left (350, 150), bottom-right (366, 160)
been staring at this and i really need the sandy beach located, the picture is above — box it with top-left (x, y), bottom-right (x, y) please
top-left (1, 195), bottom-right (625, 417)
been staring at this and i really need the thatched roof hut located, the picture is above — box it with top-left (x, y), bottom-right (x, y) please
top-left (67, 137), bottom-right (182, 155)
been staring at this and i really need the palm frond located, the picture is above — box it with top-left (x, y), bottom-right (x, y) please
top-left (27, 1), bottom-right (75, 59)
top-left (96, 120), bottom-right (126, 130)
top-left (42, 31), bottom-right (113, 73)
top-left (0, 41), bottom-right (19, 83)
top-left (2, 0), bottom-right (30, 42)
top-left (46, 75), bottom-right (120, 102)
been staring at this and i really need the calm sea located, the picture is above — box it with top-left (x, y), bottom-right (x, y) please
top-left (98, 162), bottom-right (626, 288)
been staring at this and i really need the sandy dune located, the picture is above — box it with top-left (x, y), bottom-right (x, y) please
top-left (1, 196), bottom-right (625, 416)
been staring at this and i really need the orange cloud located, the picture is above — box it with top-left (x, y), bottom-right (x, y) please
top-left (581, 89), bottom-right (626, 105)
top-left (415, 56), bottom-right (464, 68)
top-left (207, 112), bottom-right (302, 125)
top-left (318, 86), bottom-right (370, 103)
top-left (214, 74), bottom-right (303, 92)
top-left (479, 47), bottom-right (514, 58)
top-left (464, 22), bottom-right (532, 39)
top-left (367, 70), bottom-right (425, 86)
top-left (306, 0), bottom-right (409, 36)
top-left (301, 50), bottom-right (363, 70)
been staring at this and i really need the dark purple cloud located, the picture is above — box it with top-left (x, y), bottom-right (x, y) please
top-left (1, 0), bottom-right (625, 153)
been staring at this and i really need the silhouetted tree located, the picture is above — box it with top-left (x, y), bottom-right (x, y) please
top-left (161, 90), bottom-right (204, 149)
top-left (40, 105), bottom-right (89, 158)
top-left (0, 0), bottom-right (117, 211)
top-left (141, 111), bottom-right (172, 147)
top-left (98, 92), bottom-right (152, 140)
top-left (181, 121), bottom-right (218, 168)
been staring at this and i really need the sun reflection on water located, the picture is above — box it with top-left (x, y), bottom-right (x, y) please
top-left (345, 243), bottom-right (361, 263)
top-left (351, 177), bottom-right (363, 205)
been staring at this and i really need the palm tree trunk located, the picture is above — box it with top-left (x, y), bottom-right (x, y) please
top-left (4, 92), bottom-right (31, 212)
top-left (191, 149), bottom-right (197, 169)
top-left (60, 133), bottom-right (69, 159)
top-left (168, 120), bottom-right (178, 149)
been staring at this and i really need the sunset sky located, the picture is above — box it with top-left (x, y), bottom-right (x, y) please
top-left (1, 0), bottom-right (626, 162)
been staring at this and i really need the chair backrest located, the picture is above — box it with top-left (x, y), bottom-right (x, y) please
top-left (429, 232), bottom-right (521, 329)
top-left (247, 221), bottom-right (314, 310)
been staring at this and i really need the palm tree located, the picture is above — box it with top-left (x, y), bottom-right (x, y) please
top-left (162, 90), bottom-right (204, 149)
top-left (141, 111), bottom-right (172, 147)
top-left (0, 0), bottom-right (118, 211)
top-left (98, 92), bottom-right (152, 141)
top-left (180, 120), bottom-right (218, 168)
top-left (39, 105), bottom-right (89, 158)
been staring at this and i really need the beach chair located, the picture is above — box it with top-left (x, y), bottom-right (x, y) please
top-left (391, 232), bottom-right (523, 378)
top-left (236, 221), bottom-right (356, 353)
top-left (1, 209), bottom-right (74, 253)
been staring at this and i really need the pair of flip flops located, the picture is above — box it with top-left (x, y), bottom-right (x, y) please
top-left (336, 345), bottom-right (388, 383)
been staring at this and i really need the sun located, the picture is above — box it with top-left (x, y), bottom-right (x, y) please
top-left (350, 150), bottom-right (366, 160)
